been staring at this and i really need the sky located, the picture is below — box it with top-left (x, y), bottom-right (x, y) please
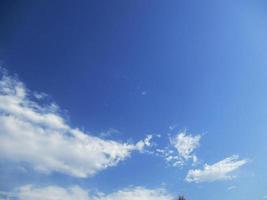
top-left (0, 0), bottom-right (267, 199)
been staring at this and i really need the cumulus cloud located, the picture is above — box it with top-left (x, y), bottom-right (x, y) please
top-left (185, 155), bottom-right (248, 183)
top-left (0, 68), bottom-right (151, 178)
top-left (2, 185), bottom-right (173, 200)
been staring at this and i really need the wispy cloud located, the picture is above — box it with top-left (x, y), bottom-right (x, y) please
top-left (171, 132), bottom-right (201, 161)
top-left (2, 185), bottom-right (173, 200)
top-left (185, 155), bottom-right (248, 183)
top-left (168, 124), bottom-right (177, 131)
top-left (94, 186), bottom-right (172, 200)
top-left (154, 132), bottom-right (201, 167)
top-left (0, 68), bottom-right (151, 178)
top-left (99, 128), bottom-right (121, 138)
top-left (154, 148), bottom-right (183, 167)
top-left (227, 185), bottom-right (236, 191)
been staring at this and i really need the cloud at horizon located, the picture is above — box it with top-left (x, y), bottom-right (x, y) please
top-left (1, 185), bottom-right (173, 200)
top-left (0, 67), bottom-right (250, 199)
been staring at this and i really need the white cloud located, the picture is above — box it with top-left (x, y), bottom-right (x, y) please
top-left (155, 132), bottom-right (201, 166)
top-left (2, 185), bottom-right (173, 200)
top-left (154, 148), bottom-right (182, 167)
top-left (94, 186), bottom-right (172, 200)
top-left (0, 68), bottom-right (151, 178)
top-left (185, 155), bottom-right (248, 183)
top-left (172, 132), bottom-right (201, 160)
top-left (135, 134), bottom-right (153, 151)
top-left (13, 185), bottom-right (89, 200)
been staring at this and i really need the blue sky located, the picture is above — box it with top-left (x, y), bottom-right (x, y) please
top-left (0, 0), bottom-right (267, 199)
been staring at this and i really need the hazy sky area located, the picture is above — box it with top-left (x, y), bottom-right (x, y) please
top-left (0, 1), bottom-right (267, 199)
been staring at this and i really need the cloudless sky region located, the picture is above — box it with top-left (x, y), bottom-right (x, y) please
top-left (0, 1), bottom-right (267, 199)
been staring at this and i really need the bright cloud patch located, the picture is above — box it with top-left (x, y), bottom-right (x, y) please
top-left (185, 155), bottom-right (248, 183)
top-left (0, 69), bottom-right (151, 178)
top-left (11, 185), bottom-right (89, 200)
top-left (172, 132), bottom-right (201, 160)
top-left (156, 132), bottom-right (201, 166)
top-left (154, 132), bottom-right (201, 167)
top-left (2, 185), bottom-right (173, 200)
top-left (95, 186), bottom-right (172, 200)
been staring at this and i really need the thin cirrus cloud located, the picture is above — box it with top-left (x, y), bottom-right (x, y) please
top-left (227, 185), bottom-right (237, 191)
top-left (171, 132), bottom-right (201, 162)
top-left (185, 155), bottom-right (248, 183)
top-left (1, 185), bottom-right (173, 200)
top-left (0, 68), bottom-right (152, 178)
top-left (155, 132), bottom-right (201, 167)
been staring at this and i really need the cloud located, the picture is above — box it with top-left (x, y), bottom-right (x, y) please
top-left (95, 186), bottom-right (172, 200)
top-left (227, 185), bottom-right (236, 191)
top-left (153, 132), bottom-right (201, 167)
top-left (7, 185), bottom-right (89, 200)
top-left (2, 185), bottom-right (173, 200)
top-left (171, 132), bottom-right (201, 161)
top-left (99, 128), bottom-right (121, 138)
top-left (135, 134), bottom-right (153, 152)
top-left (185, 155), bottom-right (248, 183)
top-left (155, 132), bottom-right (201, 166)
top-left (0, 68), bottom-right (151, 178)
top-left (154, 148), bottom-right (182, 167)
top-left (168, 124), bottom-right (177, 131)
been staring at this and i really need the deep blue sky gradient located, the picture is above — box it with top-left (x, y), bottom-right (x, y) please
top-left (1, 0), bottom-right (267, 199)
